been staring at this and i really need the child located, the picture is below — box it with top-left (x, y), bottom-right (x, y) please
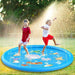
top-left (41, 18), bottom-right (59, 55)
top-left (14, 19), bottom-right (31, 56)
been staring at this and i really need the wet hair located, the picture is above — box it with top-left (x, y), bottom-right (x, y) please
top-left (24, 19), bottom-right (29, 24)
top-left (46, 20), bottom-right (51, 24)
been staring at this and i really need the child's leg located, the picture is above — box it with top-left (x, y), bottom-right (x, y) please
top-left (14, 43), bottom-right (22, 56)
top-left (23, 45), bottom-right (29, 55)
top-left (42, 37), bottom-right (48, 55)
top-left (53, 38), bottom-right (59, 45)
top-left (53, 38), bottom-right (57, 45)
top-left (42, 45), bottom-right (47, 55)
top-left (18, 43), bottom-right (22, 53)
top-left (48, 35), bottom-right (59, 45)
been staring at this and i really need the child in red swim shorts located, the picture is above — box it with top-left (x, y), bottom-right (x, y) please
top-left (14, 19), bottom-right (31, 56)
top-left (41, 19), bottom-right (59, 55)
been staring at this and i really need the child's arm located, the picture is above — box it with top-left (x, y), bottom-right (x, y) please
top-left (26, 27), bottom-right (31, 42)
top-left (26, 34), bottom-right (30, 42)
top-left (41, 26), bottom-right (48, 30)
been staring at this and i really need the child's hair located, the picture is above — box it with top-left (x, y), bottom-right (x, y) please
top-left (46, 20), bottom-right (51, 24)
top-left (24, 19), bottom-right (29, 24)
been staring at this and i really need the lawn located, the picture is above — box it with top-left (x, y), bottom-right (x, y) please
top-left (0, 37), bottom-right (75, 75)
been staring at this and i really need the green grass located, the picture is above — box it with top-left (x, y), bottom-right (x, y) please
top-left (0, 38), bottom-right (75, 75)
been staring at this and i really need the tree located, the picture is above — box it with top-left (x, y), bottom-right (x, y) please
top-left (73, 0), bottom-right (75, 5)
top-left (0, 0), bottom-right (55, 23)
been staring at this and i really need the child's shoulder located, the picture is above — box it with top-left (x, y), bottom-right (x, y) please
top-left (27, 26), bottom-right (30, 28)
top-left (27, 27), bottom-right (31, 30)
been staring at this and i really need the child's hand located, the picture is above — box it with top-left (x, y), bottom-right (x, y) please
top-left (53, 18), bottom-right (57, 21)
top-left (26, 38), bottom-right (30, 42)
top-left (41, 26), bottom-right (44, 29)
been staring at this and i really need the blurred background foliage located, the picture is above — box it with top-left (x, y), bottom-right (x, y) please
top-left (0, 0), bottom-right (67, 23)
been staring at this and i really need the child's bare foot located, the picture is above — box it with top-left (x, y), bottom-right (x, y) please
top-left (55, 44), bottom-right (60, 45)
top-left (14, 53), bottom-right (20, 56)
top-left (27, 53), bottom-right (29, 55)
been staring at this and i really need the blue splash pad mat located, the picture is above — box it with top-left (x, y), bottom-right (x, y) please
top-left (1, 45), bottom-right (73, 72)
